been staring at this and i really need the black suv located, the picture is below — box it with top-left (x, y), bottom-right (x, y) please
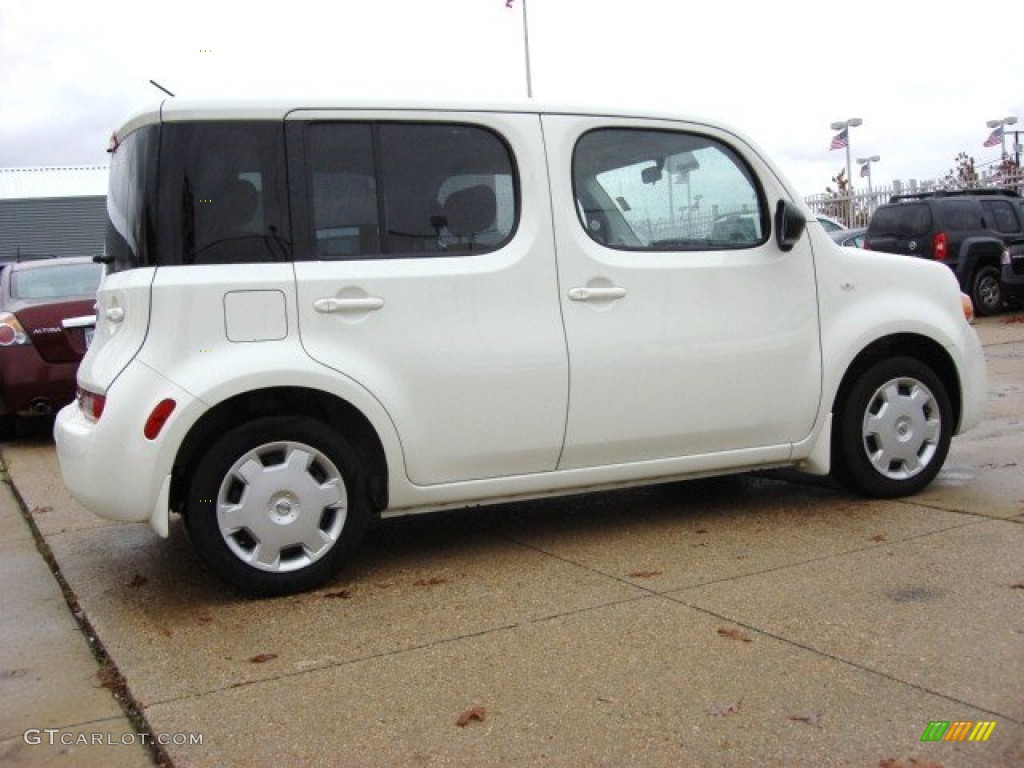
top-left (864, 189), bottom-right (1023, 315)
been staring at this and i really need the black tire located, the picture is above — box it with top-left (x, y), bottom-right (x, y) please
top-left (831, 357), bottom-right (952, 498)
top-left (971, 264), bottom-right (1003, 317)
top-left (185, 415), bottom-right (370, 596)
top-left (0, 414), bottom-right (16, 441)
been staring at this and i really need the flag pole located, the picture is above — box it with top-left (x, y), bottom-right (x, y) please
top-left (521, 0), bottom-right (533, 98)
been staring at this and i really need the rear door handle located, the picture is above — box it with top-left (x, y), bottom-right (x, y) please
top-left (567, 286), bottom-right (627, 302)
top-left (313, 296), bottom-right (385, 314)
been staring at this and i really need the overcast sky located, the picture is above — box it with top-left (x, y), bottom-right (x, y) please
top-left (1, 0), bottom-right (1021, 197)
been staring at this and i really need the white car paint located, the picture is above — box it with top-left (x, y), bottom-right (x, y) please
top-left (54, 100), bottom-right (987, 546)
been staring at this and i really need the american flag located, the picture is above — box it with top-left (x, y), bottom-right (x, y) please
top-left (860, 162), bottom-right (870, 178)
top-left (983, 125), bottom-right (1003, 148)
top-left (830, 128), bottom-right (848, 150)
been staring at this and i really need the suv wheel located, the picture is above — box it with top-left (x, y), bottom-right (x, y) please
top-left (831, 357), bottom-right (952, 498)
top-left (185, 415), bottom-right (370, 596)
top-left (971, 265), bottom-right (1003, 316)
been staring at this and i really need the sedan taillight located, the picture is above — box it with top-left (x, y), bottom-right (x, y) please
top-left (0, 312), bottom-right (31, 346)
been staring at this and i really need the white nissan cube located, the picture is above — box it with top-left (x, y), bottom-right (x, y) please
top-left (55, 100), bottom-right (987, 595)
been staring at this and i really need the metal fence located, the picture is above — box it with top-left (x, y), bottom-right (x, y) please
top-left (804, 170), bottom-right (1024, 228)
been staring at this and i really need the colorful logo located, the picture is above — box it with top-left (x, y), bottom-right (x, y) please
top-left (920, 721), bottom-right (996, 742)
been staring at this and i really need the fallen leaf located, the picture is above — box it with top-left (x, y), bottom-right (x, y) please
top-left (197, 615), bottom-right (213, 625)
top-left (414, 577), bottom-right (447, 587)
top-left (869, 533), bottom-right (888, 542)
top-left (456, 706), bottom-right (486, 727)
top-left (695, 528), bottom-right (709, 534)
top-left (127, 573), bottom-right (148, 588)
top-left (628, 570), bottom-right (663, 579)
top-left (249, 653), bottom-right (278, 663)
top-left (788, 712), bottom-right (823, 726)
top-left (323, 589), bottom-right (352, 599)
top-left (1010, 583), bottom-right (1024, 589)
top-left (31, 506), bottom-right (52, 515)
top-left (717, 627), bottom-right (753, 643)
top-left (159, 627), bottom-right (173, 637)
top-left (708, 699), bottom-right (742, 716)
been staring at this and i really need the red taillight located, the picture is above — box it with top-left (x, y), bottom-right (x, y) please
top-left (77, 387), bottom-right (106, 422)
top-left (932, 231), bottom-right (948, 260)
top-left (143, 398), bottom-right (176, 440)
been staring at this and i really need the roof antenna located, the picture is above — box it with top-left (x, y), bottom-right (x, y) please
top-left (148, 80), bottom-right (175, 97)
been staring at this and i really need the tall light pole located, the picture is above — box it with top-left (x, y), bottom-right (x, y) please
top-left (831, 118), bottom-right (862, 224)
top-left (857, 155), bottom-right (880, 195)
top-left (986, 115), bottom-right (1018, 161)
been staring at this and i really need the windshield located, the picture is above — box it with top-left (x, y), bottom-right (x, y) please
top-left (12, 262), bottom-right (104, 300)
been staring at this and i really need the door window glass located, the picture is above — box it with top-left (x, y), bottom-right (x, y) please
top-left (303, 122), bottom-right (517, 259)
top-left (573, 128), bottom-right (766, 250)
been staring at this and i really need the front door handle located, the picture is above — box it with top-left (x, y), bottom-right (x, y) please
top-left (567, 286), bottom-right (627, 302)
top-left (313, 296), bottom-right (385, 314)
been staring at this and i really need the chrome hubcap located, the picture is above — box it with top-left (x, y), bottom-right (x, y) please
top-left (862, 377), bottom-right (941, 480)
top-left (216, 441), bottom-right (347, 573)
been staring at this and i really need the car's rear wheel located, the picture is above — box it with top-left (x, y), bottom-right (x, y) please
top-left (831, 357), bottom-right (952, 498)
top-left (185, 415), bottom-right (370, 596)
top-left (971, 264), bottom-right (1003, 316)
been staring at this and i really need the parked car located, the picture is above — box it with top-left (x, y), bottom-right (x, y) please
top-left (816, 215), bottom-right (846, 233)
top-left (864, 189), bottom-right (1024, 315)
top-left (1, 256), bottom-right (103, 438)
top-left (1001, 199), bottom-right (1024, 307)
top-left (830, 227), bottom-right (866, 248)
top-left (54, 99), bottom-right (987, 596)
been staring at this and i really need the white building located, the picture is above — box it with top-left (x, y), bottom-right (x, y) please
top-left (0, 166), bottom-right (107, 260)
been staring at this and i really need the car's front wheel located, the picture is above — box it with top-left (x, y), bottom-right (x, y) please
top-left (185, 415), bottom-right (370, 596)
top-left (831, 357), bottom-right (952, 498)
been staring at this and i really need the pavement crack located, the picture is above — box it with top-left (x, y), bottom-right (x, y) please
top-left (5, 469), bottom-right (173, 768)
top-left (660, 595), bottom-right (1023, 726)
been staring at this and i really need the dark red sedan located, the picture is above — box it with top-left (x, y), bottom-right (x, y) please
top-left (0, 257), bottom-right (103, 438)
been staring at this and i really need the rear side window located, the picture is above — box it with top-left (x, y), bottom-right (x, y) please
top-left (301, 122), bottom-right (517, 260)
top-left (572, 128), bottom-right (766, 250)
top-left (980, 199), bottom-right (1021, 234)
top-left (156, 122), bottom-right (291, 266)
top-left (941, 200), bottom-right (984, 231)
top-left (869, 204), bottom-right (932, 236)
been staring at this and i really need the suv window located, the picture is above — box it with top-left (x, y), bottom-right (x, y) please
top-left (868, 203), bottom-right (932, 236)
top-left (979, 199), bottom-right (1021, 234)
top-left (573, 128), bottom-right (765, 250)
top-left (156, 122), bottom-right (291, 266)
top-left (942, 200), bottom-right (984, 231)
top-left (303, 122), bottom-right (516, 260)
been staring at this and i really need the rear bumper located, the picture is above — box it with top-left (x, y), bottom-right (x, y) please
top-left (0, 346), bottom-right (79, 416)
top-left (54, 361), bottom-right (204, 534)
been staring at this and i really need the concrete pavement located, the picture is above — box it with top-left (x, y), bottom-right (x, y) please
top-left (2, 314), bottom-right (1022, 767)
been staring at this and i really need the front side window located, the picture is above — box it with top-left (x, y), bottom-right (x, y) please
top-left (573, 128), bottom-right (766, 250)
top-left (303, 122), bottom-right (517, 260)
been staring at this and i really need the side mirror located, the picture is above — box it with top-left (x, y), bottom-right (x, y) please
top-left (774, 200), bottom-right (806, 252)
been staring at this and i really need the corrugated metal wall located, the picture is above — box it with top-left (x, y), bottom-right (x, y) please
top-left (0, 196), bottom-right (106, 259)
